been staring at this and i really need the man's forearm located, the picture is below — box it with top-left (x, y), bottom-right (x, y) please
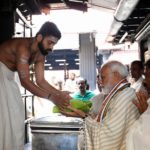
top-left (21, 78), bottom-right (49, 99)
top-left (37, 79), bottom-right (60, 95)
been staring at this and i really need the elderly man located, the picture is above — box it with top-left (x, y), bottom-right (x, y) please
top-left (126, 59), bottom-right (150, 150)
top-left (84, 60), bottom-right (140, 150)
top-left (62, 61), bottom-right (140, 150)
top-left (0, 21), bottom-right (71, 150)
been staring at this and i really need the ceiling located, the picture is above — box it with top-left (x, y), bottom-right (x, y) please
top-left (107, 0), bottom-right (150, 44)
top-left (1, 0), bottom-right (150, 45)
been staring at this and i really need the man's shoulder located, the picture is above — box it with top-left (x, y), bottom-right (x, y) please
top-left (65, 79), bottom-right (72, 84)
top-left (90, 93), bottom-right (104, 101)
top-left (16, 37), bottom-right (33, 45)
top-left (1, 38), bottom-right (27, 46)
top-left (86, 90), bottom-right (96, 95)
top-left (2, 38), bottom-right (31, 52)
top-left (71, 91), bottom-right (80, 97)
top-left (122, 86), bottom-right (135, 93)
top-left (10, 37), bottom-right (28, 43)
top-left (0, 38), bottom-right (32, 55)
top-left (115, 86), bottom-right (136, 100)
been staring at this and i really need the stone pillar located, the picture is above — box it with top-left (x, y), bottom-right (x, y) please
top-left (79, 33), bottom-right (96, 90)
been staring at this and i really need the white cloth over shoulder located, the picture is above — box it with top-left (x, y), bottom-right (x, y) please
top-left (126, 99), bottom-right (150, 150)
top-left (90, 93), bottom-right (104, 115)
top-left (85, 87), bottom-right (140, 150)
top-left (0, 62), bottom-right (25, 150)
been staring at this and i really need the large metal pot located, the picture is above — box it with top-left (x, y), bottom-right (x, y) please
top-left (30, 115), bottom-right (83, 150)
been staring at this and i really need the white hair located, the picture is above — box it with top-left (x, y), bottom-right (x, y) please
top-left (102, 60), bottom-right (128, 78)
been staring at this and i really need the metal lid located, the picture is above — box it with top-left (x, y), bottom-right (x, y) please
top-left (30, 115), bottom-right (83, 129)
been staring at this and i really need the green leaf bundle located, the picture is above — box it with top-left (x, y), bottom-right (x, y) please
top-left (53, 99), bottom-right (92, 113)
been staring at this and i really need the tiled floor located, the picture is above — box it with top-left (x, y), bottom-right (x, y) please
top-left (24, 143), bottom-right (32, 150)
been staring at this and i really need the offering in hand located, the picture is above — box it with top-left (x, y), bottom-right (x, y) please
top-left (53, 99), bottom-right (92, 113)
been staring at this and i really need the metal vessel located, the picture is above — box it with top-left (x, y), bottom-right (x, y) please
top-left (30, 115), bottom-right (83, 150)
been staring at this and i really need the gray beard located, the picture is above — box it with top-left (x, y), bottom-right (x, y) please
top-left (102, 84), bottom-right (113, 95)
top-left (102, 88), bottom-right (110, 95)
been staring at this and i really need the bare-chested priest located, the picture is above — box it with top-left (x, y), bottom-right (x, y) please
top-left (0, 21), bottom-right (71, 150)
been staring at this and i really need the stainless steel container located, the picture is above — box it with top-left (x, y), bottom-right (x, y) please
top-left (30, 115), bottom-right (83, 150)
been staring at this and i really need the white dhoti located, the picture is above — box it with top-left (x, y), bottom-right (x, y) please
top-left (0, 62), bottom-right (25, 150)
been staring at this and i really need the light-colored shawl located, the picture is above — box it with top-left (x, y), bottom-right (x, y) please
top-left (84, 79), bottom-right (140, 150)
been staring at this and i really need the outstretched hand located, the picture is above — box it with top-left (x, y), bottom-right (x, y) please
top-left (50, 91), bottom-right (72, 109)
top-left (133, 92), bottom-right (149, 114)
top-left (60, 105), bottom-right (87, 118)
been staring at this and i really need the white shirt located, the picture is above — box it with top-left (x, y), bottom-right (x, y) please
top-left (131, 76), bottom-right (146, 93)
top-left (64, 79), bottom-right (77, 93)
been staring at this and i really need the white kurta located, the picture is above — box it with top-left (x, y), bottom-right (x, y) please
top-left (64, 78), bottom-right (77, 93)
top-left (126, 99), bottom-right (150, 150)
top-left (131, 76), bottom-right (146, 93)
top-left (85, 86), bottom-right (140, 150)
top-left (0, 62), bottom-right (25, 150)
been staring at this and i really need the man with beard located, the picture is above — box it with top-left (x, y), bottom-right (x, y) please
top-left (63, 61), bottom-right (140, 150)
top-left (83, 61), bottom-right (141, 150)
top-left (0, 21), bottom-right (71, 150)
